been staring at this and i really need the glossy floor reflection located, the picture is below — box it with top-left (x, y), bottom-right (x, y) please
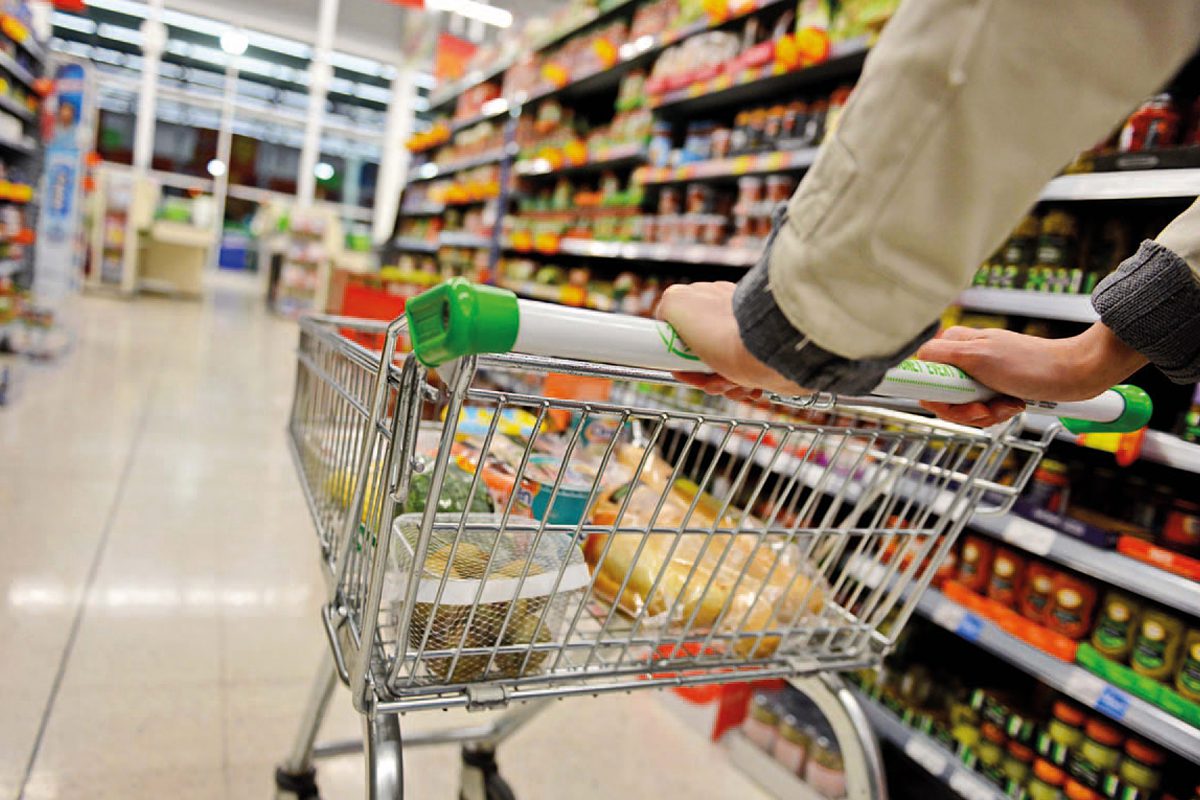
top-left (0, 273), bottom-right (768, 800)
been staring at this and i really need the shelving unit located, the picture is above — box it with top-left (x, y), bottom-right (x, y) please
top-left (408, 148), bottom-right (509, 182)
top-left (853, 690), bottom-right (1008, 800)
top-left (912, 587), bottom-right (1200, 763)
top-left (440, 231), bottom-right (493, 249)
top-left (526, 237), bottom-right (763, 266)
top-left (724, 729), bottom-right (829, 800)
top-left (1039, 168), bottom-right (1200, 201)
top-left (967, 511), bottom-right (1200, 617)
top-left (637, 147), bottom-right (819, 184)
top-left (514, 146), bottom-right (645, 178)
top-left (0, 8), bottom-right (43, 295)
top-left (0, 49), bottom-right (35, 90)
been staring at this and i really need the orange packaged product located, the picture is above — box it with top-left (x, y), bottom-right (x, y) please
top-left (1046, 573), bottom-right (1098, 639)
top-left (1019, 562), bottom-right (1057, 624)
top-left (956, 536), bottom-right (994, 593)
top-left (987, 547), bottom-right (1027, 607)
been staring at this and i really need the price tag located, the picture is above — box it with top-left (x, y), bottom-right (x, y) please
top-left (957, 613), bottom-right (985, 642)
top-left (949, 770), bottom-right (995, 800)
top-left (903, 736), bottom-right (947, 776)
top-left (1096, 686), bottom-right (1130, 721)
top-left (1064, 670), bottom-right (1106, 707)
top-left (931, 601), bottom-right (965, 632)
top-left (1001, 517), bottom-right (1054, 556)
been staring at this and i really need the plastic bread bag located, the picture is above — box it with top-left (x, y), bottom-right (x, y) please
top-left (584, 479), bottom-right (827, 658)
top-left (388, 513), bottom-right (590, 684)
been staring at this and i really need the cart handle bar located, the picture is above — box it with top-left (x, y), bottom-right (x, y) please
top-left (406, 279), bottom-right (1151, 435)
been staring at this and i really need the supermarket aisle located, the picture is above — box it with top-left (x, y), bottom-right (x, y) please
top-left (0, 273), bottom-right (768, 800)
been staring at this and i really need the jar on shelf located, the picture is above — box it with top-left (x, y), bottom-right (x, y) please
top-left (770, 714), bottom-right (810, 774)
top-left (742, 692), bottom-right (780, 750)
top-left (804, 735), bottom-right (845, 797)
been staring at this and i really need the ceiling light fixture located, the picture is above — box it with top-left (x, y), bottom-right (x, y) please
top-left (424, 0), bottom-right (513, 29)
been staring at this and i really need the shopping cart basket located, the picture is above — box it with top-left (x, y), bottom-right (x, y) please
top-left (276, 279), bottom-right (1150, 800)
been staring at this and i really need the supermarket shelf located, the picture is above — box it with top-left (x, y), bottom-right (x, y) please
top-left (0, 132), bottom-right (34, 156)
top-left (1039, 169), bottom-right (1200, 201)
top-left (0, 49), bottom-right (35, 89)
top-left (1019, 413), bottom-right (1200, 476)
top-left (439, 231), bottom-right (493, 249)
top-left (912, 587), bottom-right (1200, 763)
top-left (956, 288), bottom-right (1098, 322)
top-left (0, 92), bottom-right (32, 122)
top-left (495, 278), bottom-right (567, 304)
top-left (651, 44), bottom-right (869, 117)
top-left (392, 238), bottom-right (439, 254)
top-left (449, 99), bottom-right (512, 134)
top-left (724, 730), bottom-right (828, 800)
top-left (854, 690), bottom-right (1007, 800)
top-left (508, 237), bottom-right (763, 266)
top-left (0, 257), bottom-right (23, 276)
top-left (529, 0), bottom-right (640, 56)
top-left (1, 15), bottom-right (43, 63)
top-left (407, 148), bottom-right (508, 182)
top-left (638, 147), bottom-right (819, 184)
top-left (967, 511), bottom-right (1200, 618)
top-left (398, 202), bottom-right (446, 216)
top-left (429, 58), bottom-right (515, 111)
top-left (514, 146), bottom-right (645, 177)
top-left (515, 0), bottom-right (795, 108)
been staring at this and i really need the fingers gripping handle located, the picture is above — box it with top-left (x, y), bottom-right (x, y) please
top-left (406, 280), bottom-right (1151, 433)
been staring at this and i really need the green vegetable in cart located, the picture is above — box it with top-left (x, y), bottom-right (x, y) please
top-left (404, 462), bottom-right (494, 516)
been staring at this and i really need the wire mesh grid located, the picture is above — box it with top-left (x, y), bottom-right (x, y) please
top-left (288, 315), bottom-right (1048, 710)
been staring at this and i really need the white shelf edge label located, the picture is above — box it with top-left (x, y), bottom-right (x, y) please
top-left (903, 736), bottom-right (948, 777)
top-left (948, 770), bottom-right (996, 800)
top-left (1064, 670), bottom-right (1106, 706)
top-left (1001, 517), bottom-right (1054, 556)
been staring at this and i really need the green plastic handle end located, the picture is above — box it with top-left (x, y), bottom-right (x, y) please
top-left (405, 278), bottom-right (519, 367)
top-left (1061, 385), bottom-right (1153, 435)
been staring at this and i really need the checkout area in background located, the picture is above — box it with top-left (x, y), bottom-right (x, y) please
top-left (85, 165), bottom-right (216, 298)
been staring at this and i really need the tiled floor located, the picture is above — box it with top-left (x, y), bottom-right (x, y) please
top-left (0, 274), bottom-right (769, 800)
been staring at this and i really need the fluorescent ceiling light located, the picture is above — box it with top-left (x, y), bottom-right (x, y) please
top-left (97, 22), bottom-right (143, 45)
top-left (52, 12), bottom-right (97, 34)
top-left (219, 29), bottom-right (248, 56)
top-left (206, 159), bottom-right (226, 177)
top-left (314, 162), bottom-right (335, 181)
top-left (425, 0), bottom-right (512, 29)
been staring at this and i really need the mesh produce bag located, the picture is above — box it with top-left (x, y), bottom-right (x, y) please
top-left (389, 513), bottom-right (590, 684)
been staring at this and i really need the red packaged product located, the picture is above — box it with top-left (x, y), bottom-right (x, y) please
top-left (987, 547), bottom-right (1026, 607)
top-left (956, 536), bottom-right (994, 593)
top-left (1118, 94), bottom-right (1180, 153)
top-left (1046, 572), bottom-right (1098, 639)
top-left (1019, 562), bottom-right (1058, 624)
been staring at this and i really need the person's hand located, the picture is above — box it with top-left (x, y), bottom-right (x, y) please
top-left (915, 323), bottom-right (1147, 427)
top-left (654, 281), bottom-right (807, 400)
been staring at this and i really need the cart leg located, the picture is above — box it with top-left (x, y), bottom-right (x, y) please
top-left (275, 651), bottom-right (339, 800)
top-left (459, 746), bottom-right (515, 800)
top-left (364, 711), bottom-right (404, 800)
top-left (788, 673), bottom-right (888, 800)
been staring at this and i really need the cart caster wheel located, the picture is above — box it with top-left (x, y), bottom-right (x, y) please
top-left (274, 765), bottom-right (320, 800)
top-left (459, 748), bottom-right (516, 800)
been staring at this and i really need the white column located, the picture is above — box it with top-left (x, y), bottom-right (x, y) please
top-left (371, 65), bottom-right (415, 244)
top-left (132, 0), bottom-right (165, 173)
top-left (210, 59), bottom-right (238, 267)
top-left (297, 0), bottom-right (339, 208)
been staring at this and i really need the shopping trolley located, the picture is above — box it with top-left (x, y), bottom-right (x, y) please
top-left (276, 278), bottom-right (1150, 800)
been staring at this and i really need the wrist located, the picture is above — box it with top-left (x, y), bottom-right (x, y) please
top-left (1066, 323), bottom-right (1148, 394)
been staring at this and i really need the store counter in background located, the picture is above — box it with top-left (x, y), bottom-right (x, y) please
top-left (138, 219), bottom-right (212, 296)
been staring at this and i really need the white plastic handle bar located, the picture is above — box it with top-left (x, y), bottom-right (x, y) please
top-left (405, 281), bottom-right (1152, 433)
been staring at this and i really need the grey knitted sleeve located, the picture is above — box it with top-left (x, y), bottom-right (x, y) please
top-left (732, 208), bottom-right (938, 394)
top-left (1092, 240), bottom-right (1200, 384)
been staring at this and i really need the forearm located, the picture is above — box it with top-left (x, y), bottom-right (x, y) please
top-left (737, 0), bottom-right (1200, 391)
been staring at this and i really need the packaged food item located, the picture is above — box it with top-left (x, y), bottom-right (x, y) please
top-left (1047, 572), bottom-right (1097, 639)
top-left (1064, 778), bottom-right (1104, 800)
top-left (1028, 759), bottom-right (1068, 800)
top-left (1027, 458), bottom-right (1070, 513)
top-left (699, 214), bottom-right (725, 245)
top-left (389, 513), bottom-right (590, 683)
top-left (1017, 561), bottom-right (1056, 623)
top-left (1180, 383), bottom-right (1200, 444)
top-left (1118, 94), bottom-right (1180, 152)
top-left (987, 547), bottom-right (1026, 607)
top-left (1176, 628), bottom-right (1200, 702)
top-left (585, 449), bottom-right (827, 657)
top-left (1047, 700), bottom-right (1086, 752)
top-left (711, 126), bottom-right (732, 159)
top-left (805, 736), bottom-right (846, 797)
top-left (659, 187), bottom-right (681, 215)
top-left (765, 174), bottom-right (796, 204)
top-left (1116, 739), bottom-right (1166, 793)
top-left (977, 721), bottom-right (1006, 770)
top-left (744, 692), bottom-right (781, 750)
top-left (956, 535), bottom-right (994, 593)
top-left (1030, 213), bottom-right (1080, 295)
top-left (1069, 719), bottom-right (1124, 788)
top-left (1091, 592), bottom-right (1141, 661)
top-left (772, 714), bottom-right (809, 773)
top-left (1002, 740), bottom-right (1034, 786)
top-left (1131, 609), bottom-right (1185, 680)
top-left (1161, 498), bottom-right (1200, 557)
top-left (685, 183), bottom-right (714, 214)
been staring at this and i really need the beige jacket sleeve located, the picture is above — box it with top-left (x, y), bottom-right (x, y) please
top-left (764, 0), bottom-right (1200, 360)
